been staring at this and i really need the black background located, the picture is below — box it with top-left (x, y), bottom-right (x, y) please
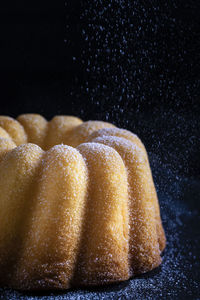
top-left (0, 1), bottom-right (200, 299)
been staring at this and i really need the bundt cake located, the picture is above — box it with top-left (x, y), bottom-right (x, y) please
top-left (0, 114), bottom-right (166, 290)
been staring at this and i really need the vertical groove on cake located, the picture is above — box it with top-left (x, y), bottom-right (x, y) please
top-left (89, 128), bottom-right (166, 253)
top-left (0, 144), bottom-right (43, 287)
top-left (146, 167), bottom-right (166, 252)
top-left (73, 142), bottom-right (129, 286)
top-left (44, 116), bottom-right (83, 150)
top-left (0, 138), bottom-right (16, 161)
top-left (65, 121), bottom-right (115, 147)
top-left (17, 114), bottom-right (48, 149)
top-left (0, 116), bottom-right (27, 146)
top-left (0, 126), bottom-right (13, 140)
top-left (91, 136), bottom-right (162, 274)
top-left (12, 145), bottom-right (88, 290)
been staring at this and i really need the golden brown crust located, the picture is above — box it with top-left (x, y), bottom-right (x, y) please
top-left (0, 116), bottom-right (27, 145)
top-left (91, 136), bottom-right (163, 274)
top-left (44, 116), bottom-right (83, 150)
top-left (11, 145), bottom-right (88, 290)
top-left (17, 114), bottom-right (48, 148)
top-left (65, 121), bottom-right (115, 147)
top-left (0, 138), bottom-right (16, 161)
top-left (0, 114), bottom-right (166, 290)
top-left (0, 144), bottom-right (44, 287)
top-left (88, 128), bottom-right (166, 252)
top-left (73, 143), bottom-right (130, 286)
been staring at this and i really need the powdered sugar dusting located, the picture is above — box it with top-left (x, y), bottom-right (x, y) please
top-left (91, 136), bottom-right (162, 272)
top-left (88, 127), bottom-right (139, 142)
top-left (66, 121), bottom-right (115, 147)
